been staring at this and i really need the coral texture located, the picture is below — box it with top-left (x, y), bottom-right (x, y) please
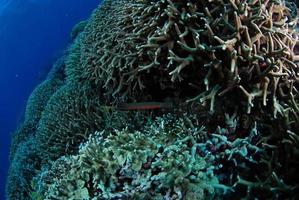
top-left (69, 0), bottom-right (299, 121)
top-left (31, 114), bottom-right (261, 199)
top-left (6, 59), bottom-right (65, 200)
top-left (6, 0), bottom-right (299, 199)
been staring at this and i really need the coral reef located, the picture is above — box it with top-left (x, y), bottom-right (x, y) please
top-left (285, 0), bottom-right (298, 18)
top-left (6, 59), bottom-right (65, 200)
top-left (35, 81), bottom-right (149, 162)
top-left (9, 58), bottom-right (65, 160)
top-left (7, 136), bottom-right (40, 200)
top-left (30, 112), bottom-right (299, 199)
top-left (31, 114), bottom-right (261, 199)
top-left (70, 0), bottom-right (299, 120)
top-left (35, 83), bottom-right (102, 161)
top-left (6, 0), bottom-right (299, 199)
top-left (70, 20), bottom-right (88, 40)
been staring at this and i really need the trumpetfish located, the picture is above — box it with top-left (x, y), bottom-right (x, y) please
top-left (101, 101), bottom-right (173, 111)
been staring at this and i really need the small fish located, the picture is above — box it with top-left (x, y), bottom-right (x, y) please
top-left (116, 101), bottom-right (173, 111)
top-left (101, 102), bottom-right (173, 111)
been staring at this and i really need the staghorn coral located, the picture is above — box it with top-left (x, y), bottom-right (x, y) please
top-left (24, 76), bottom-right (63, 125)
top-left (70, 20), bottom-right (88, 40)
top-left (67, 0), bottom-right (299, 123)
top-left (237, 124), bottom-right (299, 199)
top-left (285, 0), bottom-right (298, 18)
top-left (9, 58), bottom-right (65, 161)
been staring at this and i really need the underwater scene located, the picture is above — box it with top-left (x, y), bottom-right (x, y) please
top-left (0, 0), bottom-right (100, 199)
top-left (2, 0), bottom-right (299, 199)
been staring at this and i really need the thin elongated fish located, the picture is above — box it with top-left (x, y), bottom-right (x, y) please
top-left (101, 102), bottom-right (173, 111)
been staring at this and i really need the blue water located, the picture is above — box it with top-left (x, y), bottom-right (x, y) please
top-left (0, 0), bottom-right (100, 199)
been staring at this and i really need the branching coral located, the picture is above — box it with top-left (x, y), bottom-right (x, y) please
top-left (68, 0), bottom-right (299, 125)
top-left (70, 20), bottom-right (88, 40)
top-left (6, 58), bottom-right (65, 200)
top-left (24, 70), bottom-right (64, 126)
top-left (6, 136), bottom-right (41, 200)
top-left (7, 1), bottom-right (299, 199)
top-left (9, 58), bottom-right (65, 160)
top-left (32, 115), bottom-right (221, 199)
top-left (35, 81), bottom-right (149, 162)
top-left (244, 127), bottom-right (299, 199)
top-left (35, 83), bottom-right (104, 161)
top-left (31, 113), bottom-right (269, 199)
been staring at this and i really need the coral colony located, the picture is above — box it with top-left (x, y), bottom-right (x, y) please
top-left (6, 0), bottom-right (299, 199)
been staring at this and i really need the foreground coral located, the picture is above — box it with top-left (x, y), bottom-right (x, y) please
top-left (31, 114), bottom-right (260, 199)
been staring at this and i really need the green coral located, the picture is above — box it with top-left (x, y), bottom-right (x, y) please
top-left (32, 114), bottom-right (231, 200)
top-left (30, 111), bottom-right (298, 199)
top-left (6, 136), bottom-right (41, 200)
top-left (35, 81), bottom-right (149, 162)
top-left (35, 82), bottom-right (103, 161)
top-left (9, 58), bottom-right (64, 161)
top-left (70, 20), bottom-right (88, 40)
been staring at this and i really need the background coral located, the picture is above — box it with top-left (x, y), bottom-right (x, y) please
top-left (68, 0), bottom-right (299, 123)
top-left (6, 58), bottom-right (65, 200)
top-left (6, 136), bottom-right (41, 200)
top-left (70, 20), bottom-right (88, 40)
top-left (35, 83), bottom-right (103, 161)
top-left (35, 81), bottom-right (150, 162)
top-left (9, 58), bottom-right (65, 161)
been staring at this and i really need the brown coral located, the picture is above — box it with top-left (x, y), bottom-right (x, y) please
top-left (67, 0), bottom-right (299, 127)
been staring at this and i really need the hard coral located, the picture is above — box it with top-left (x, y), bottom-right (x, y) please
top-left (70, 0), bottom-right (299, 121)
top-left (6, 136), bottom-right (41, 200)
top-left (31, 113), bottom-right (267, 199)
top-left (9, 58), bottom-right (65, 160)
top-left (6, 58), bottom-right (65, 200)
top-left (35, 83), bottom-right (104, 161)
top-left (7, 0), bottom-right (299, 199)
top-left (31, 114), bottom-right (225, 200)
top-left (35, 81), bottom-right (148, 162)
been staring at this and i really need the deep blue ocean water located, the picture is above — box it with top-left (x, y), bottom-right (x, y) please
top-left (0, 0), bottom-right (101, 199)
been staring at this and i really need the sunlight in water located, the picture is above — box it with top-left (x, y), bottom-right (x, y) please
top-left (0, 0), bottom-right (11, 13)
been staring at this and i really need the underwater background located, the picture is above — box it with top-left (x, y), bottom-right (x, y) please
top-left (0, 0), bottom-right (100, 199)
